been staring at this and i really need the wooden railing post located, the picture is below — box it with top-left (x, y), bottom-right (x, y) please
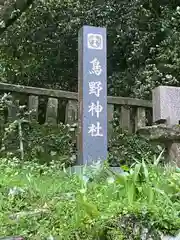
top-left (121, 105), bottom-right (132, 133)
top-left (135, 107), bottom-right (146, 131)
top-left (65, 100), bottom-right (78, 125)
top-left (7, 95), bottom-right (19, 122)
top-left (107, 104), bottom-right (114, 140)
top-left (45, 97), bottom-right (58, 124)
top-left (28, 95), bottom-right (39, 121)
top-left (65, 100), bottom-right (78, 147)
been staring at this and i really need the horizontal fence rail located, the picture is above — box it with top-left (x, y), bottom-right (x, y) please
top-left (0, 82), bottom-right (153, 135)
top-left (0, 82), bottom-right (152, 107)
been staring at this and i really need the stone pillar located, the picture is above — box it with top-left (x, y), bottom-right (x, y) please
top-left (28, 95), bottom-right (39, 121)
top-left (77, 26), bottom-right (107, 165)
top-left (167, 142), bottom-right (180, 167)
top-left (45, 98), bottom-right (58, 124)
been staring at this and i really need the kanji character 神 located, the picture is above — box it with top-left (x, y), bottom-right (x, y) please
top-left (88, 100), bottom-right (103, 118)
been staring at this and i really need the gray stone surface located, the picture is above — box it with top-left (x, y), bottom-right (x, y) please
top-left (77, 26), bottom-right (107, 165)
top-left (45, 97), bottom-right (58, 124)
top-left (68, 166), bottom-right (124, 176)
top-left (137, 124), bottom-right (180, 166)
top-left (153, 86), bottom-right (180, 125)
top-left (28, 95), bottom-right (39, 121)
top-left (137, 124), bottom-right (180, 141)
top-left (65, 100), bottom-right (78, 124)
top-left (167, 142), bottom-right (180, 166)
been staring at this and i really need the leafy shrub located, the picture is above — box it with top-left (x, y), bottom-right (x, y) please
top-left (108, 132), bottom-right (162, 167)
top-left (1, 113), bottom-right (162, 168)
top-left (108, 111), bottom-right (162, 166)
top-left (1, 122), bottom-right (77, 166)
top-left (2, 118), bottom-right (161, 167)
top-left (0, 93), bottom-right (76, 166)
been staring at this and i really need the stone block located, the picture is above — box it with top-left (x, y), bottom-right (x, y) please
top-left (137, 124), bottom-right (180, 167)
top-left (153, 86), bottom-right (180, 125)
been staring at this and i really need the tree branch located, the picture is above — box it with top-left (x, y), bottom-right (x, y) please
top-left (0, 0), bottom-right (33, 35)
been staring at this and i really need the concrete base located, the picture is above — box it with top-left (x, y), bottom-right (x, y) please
top-left (67, 165), bottom-right (124, 176)
top-left (67, 165), bottom-right (85, 175)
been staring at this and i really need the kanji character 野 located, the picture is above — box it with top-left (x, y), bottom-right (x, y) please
top-left (89, 81), bottom-right (103, 97)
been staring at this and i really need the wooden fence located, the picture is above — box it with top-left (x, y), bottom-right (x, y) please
top-left (0, 82), bottom-right (152, 134)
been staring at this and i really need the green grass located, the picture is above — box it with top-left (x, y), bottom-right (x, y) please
top-left (0, 158), bottom-right (179, 239)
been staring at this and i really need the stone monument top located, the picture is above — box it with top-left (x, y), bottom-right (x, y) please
top-left (153, 86), bottom-right (180, 125)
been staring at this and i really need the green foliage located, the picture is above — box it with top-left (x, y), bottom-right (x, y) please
top-left (2, 116), bottom-right (161, 167)
top-left (108, 132), bottom-right (161, 167)
top-left (0, 158), bottom-right (179, 239)
top-left (1, 122), bottom-right (76, 165)
top-left (108, 111), bottom-right (162, 166)
top-left (1, 1), bottom-right (180, 98)
top-left (0, 94), bottom-right (76, 166)
top-left (23, 122), bottom-right (76, 165)
top-left (0, 94), bottom-right (160, 167)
